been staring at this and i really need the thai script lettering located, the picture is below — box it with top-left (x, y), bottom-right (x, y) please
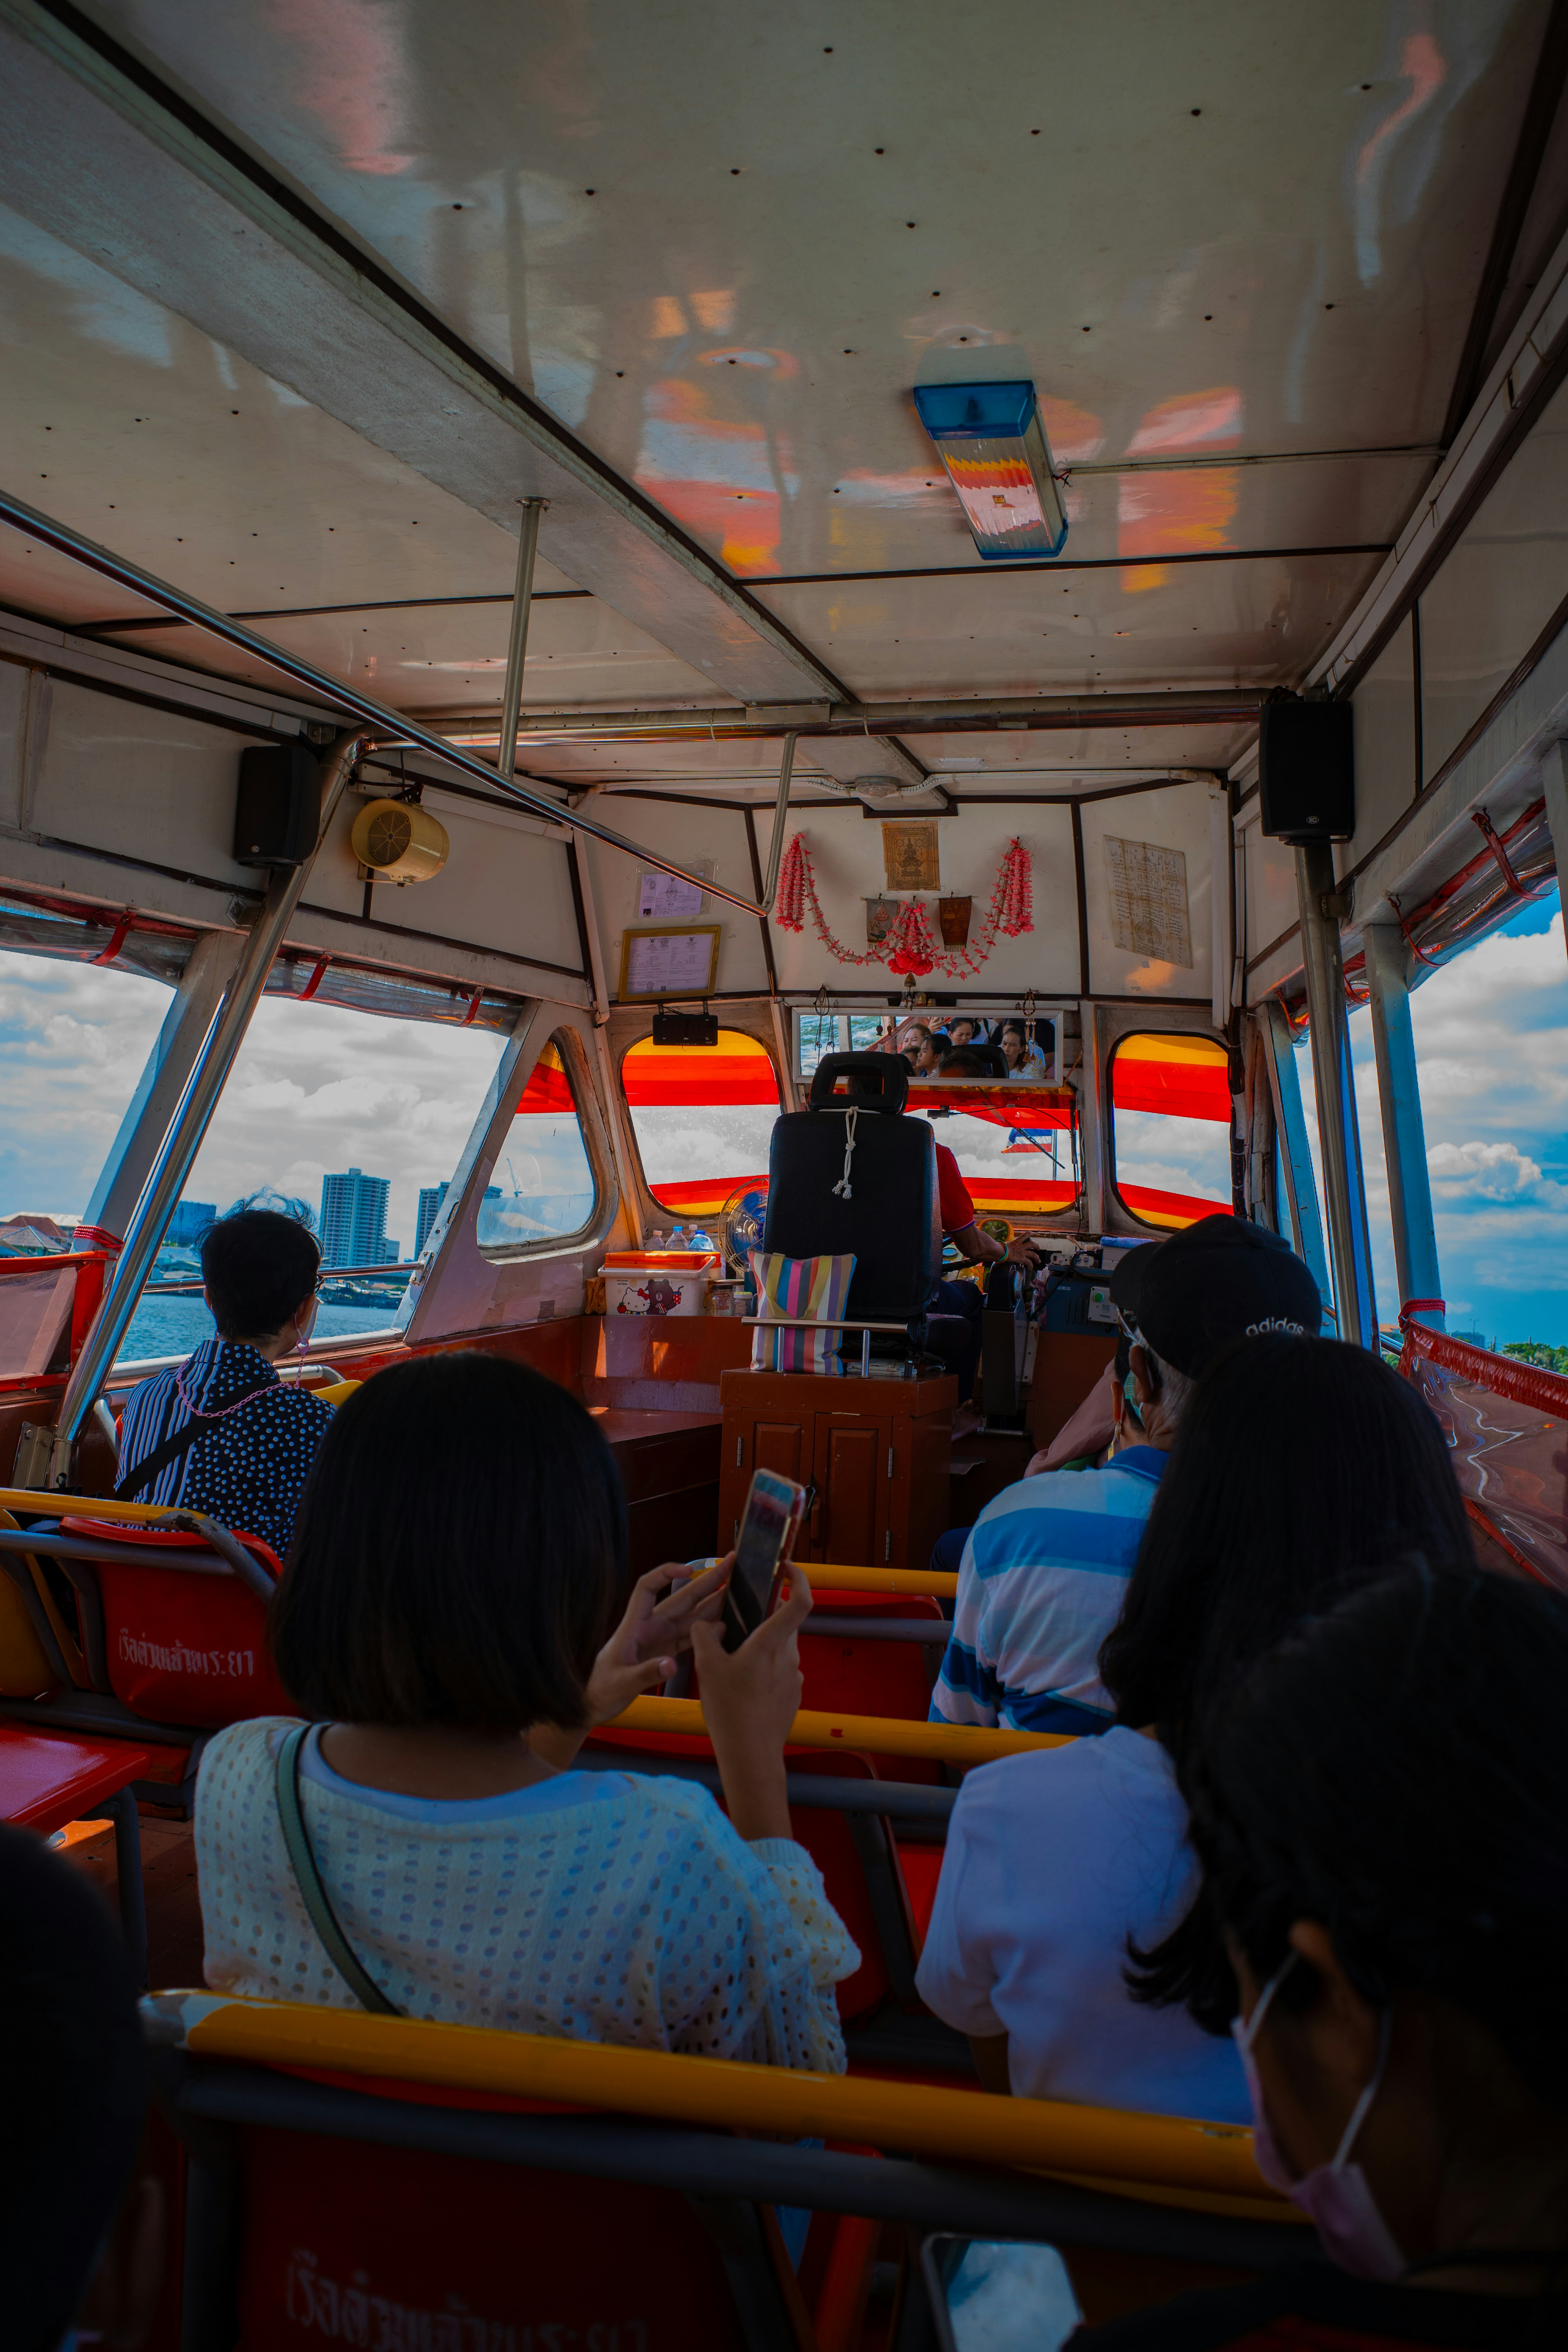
top-left (284, 2250), bottom-right (648, 2352)
top-left (117, 1628), bottom-right (255, 1678)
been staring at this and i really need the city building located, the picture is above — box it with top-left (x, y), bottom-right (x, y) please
top-left (166, 1200), bottom-right (216, 1250)
top-left (318, 1167), bottom-right (389, 1268)
top-left (415, 1183), bottom-right (448, 1256)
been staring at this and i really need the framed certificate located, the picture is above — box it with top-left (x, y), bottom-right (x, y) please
top-left (619, 923), bottom-right (722, 1000)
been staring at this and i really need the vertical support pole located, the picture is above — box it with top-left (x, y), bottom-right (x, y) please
top-left (77, 930), bottom-right (246, 1246)
top-left (1261, 1003), bottom-right (1332, 1303)
top-left (1208, 782), bottom-right (1232, 1034)
top-left (1540, 737), bottom-right (1568, 973)
top-left (1294, 843), bottom-right (1379, 1346)
top-left (1079, 1005), bottom-right (1106, 1233)
top-left (569, 833), bottom-right (645, 1247)
top-left (495, 498), bottom-right (546, 783)
top-left (1364, 922), bottom-right (1444, 1329)
top-left (758, 733), bottom-right (796, 910)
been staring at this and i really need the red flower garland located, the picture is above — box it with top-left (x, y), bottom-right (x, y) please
top-left (774, 834), bottom-right (1033, 978)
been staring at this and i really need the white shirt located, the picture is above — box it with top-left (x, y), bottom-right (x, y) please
top-left (198, 1718), bottom-right (858, 2070)
top-left (915, 1728), bottom-right (1248, 2122)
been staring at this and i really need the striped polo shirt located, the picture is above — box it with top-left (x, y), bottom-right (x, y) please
top-left (930, 1448), bottom-right (1167, 1734)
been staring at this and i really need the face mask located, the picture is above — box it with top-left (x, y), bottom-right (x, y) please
top-left (1232, 1956), bottom-right (1405, 2281)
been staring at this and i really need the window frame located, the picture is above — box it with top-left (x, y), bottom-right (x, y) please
top-left (1105, 1025), bottom-right (1236, 1234)
top-left (471, 1022), bottom-right (615, 1265)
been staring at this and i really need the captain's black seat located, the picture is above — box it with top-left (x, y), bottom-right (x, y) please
top-left (762, 1052), bottom-right (949, 1363)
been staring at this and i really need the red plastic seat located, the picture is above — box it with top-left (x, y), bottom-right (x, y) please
top-left (59, 1518), bottom-right (291, 1728)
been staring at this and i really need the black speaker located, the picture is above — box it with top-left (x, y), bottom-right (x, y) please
top-left (234, 743), bottom-right (322, 867)
top-left (1258, 701), bottom-right (1355, 843)
top-left (652, 1009), bottom-right (718, 1046)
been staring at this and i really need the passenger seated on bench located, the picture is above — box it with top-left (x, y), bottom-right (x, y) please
top-left (917, 1335), bottom-right (1473, 2122)
top-left (930, 1215), bottom-right (1321, 1731)
top-left (116, 1201), bottom-right (334, 1558)
top-left (0, 1824), bottom-right (163, 2352)
top-left (920, 1046), bottom-right (1041, 1401)
top-left (1073, 1567), bottom-right (1568, 2348)
top-left (196, 1353), bottom-right (858, 2065)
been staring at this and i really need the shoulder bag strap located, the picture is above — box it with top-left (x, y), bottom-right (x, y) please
top-left (114, 1416), bottom-right (208, 1502)
top-left (274, 1723), bottom-right (403, 2016)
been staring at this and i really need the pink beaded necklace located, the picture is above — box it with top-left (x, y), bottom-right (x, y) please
top-left (174, 1345), bottom-right (274, 1422)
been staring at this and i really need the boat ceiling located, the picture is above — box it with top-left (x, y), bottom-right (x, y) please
top-left (0, 0), bottom-right (1554, 800)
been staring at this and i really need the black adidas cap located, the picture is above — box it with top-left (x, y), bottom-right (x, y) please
top-left (1107, 1215), bottom-right (1322, 1378)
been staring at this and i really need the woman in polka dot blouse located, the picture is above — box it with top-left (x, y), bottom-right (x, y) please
top-left (116, 1206), bottom-right (334, 1561)
top-left (196, 1353), bottom-right (858, 2067)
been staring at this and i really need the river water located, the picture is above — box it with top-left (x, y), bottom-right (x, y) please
top-left (118, 1294), bottom-right (400, 1365)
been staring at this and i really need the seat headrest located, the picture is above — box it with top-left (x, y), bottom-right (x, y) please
top-left (807, 1052), bottom-right (909, 1115)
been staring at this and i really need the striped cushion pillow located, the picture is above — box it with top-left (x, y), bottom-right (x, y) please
top-left (748, 1248), bottom-right (857, 1374)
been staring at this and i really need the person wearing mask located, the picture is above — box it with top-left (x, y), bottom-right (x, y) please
top-left (917, 1334), bottom-right (1474, 2122)
top-left (929, 1215), bottom-right (1321, 1728)
top-left (0, 1825), bottom-right (163, 2352)
top-left (116, 1202), bottom-right (334, 1559)
top-left (918, 1045), bottom-right (1040, 1402)
top-left (1072, 1566), bottom-right (1568, 2346)
top-left (198, 1352), bottom-right (857, 2065)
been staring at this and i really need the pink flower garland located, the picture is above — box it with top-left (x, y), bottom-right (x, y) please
top-left (774, 834), bottom-right (1033, 978)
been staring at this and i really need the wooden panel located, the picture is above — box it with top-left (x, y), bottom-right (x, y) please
top-left (582, 1315), bottom-right (753, 1412)
top-left (898, 1405), bottom-right (956, 1578)
top-left (814, 1418), bottom-right (884, 1567)
top-left (753, 1419), bottom-right (807, 1483)
top-left (1027, 1332), bottom-right (1119, 1451)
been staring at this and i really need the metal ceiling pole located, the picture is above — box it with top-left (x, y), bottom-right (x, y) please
top-left (1540, 738), bottom-right (1568, 975)
top-left (495, 499), bottom-right (546, 783)
top-left (38, 731), bottom-right (368, 1485)
top-left (1363, 922), bottom-right (1444, 1330)
top-left (759, 733), bottom-right (797, 911)
top-left (0, 486), bottom-right (764, 917)
top-left (1294, 843), bottom-right (1378, 1346)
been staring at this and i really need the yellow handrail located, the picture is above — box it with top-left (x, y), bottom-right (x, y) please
top-left (805, 1564), bottom-right (958, 1598)
top-left (605, 1694), bottom-right (1066, 1765)
top-left (0, 1488), bottom-right (201, 1527)
top-left (153, 1990), bottom-right (1278, 2207)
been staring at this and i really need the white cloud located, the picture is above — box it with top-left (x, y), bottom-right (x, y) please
top-left (1426, 1139), bottom-right (1552, 1200)
top-left (0, 956), bottom-right (504, 1259)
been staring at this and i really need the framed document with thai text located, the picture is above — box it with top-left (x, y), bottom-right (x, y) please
top-left (619, 923), bottom-right (722, 1000)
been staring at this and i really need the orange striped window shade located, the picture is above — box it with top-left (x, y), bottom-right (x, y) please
top-left (1110, 1031), bottom-right (1233, 1232)
top-left (621, 1029), bottom-right (782, 1218)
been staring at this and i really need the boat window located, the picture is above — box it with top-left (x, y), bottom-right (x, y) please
top-left (622, 1029), bottom-right (782, 1225)
top-left (921, 1093), bottom-right (1079, 1222)
top-left (477, 1037), bottom-right (599, 1255)
top-left (1109, 1032), bottom-right (1234, 1230)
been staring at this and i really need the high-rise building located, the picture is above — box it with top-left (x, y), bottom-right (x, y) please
top-left (318, 1168), bottom-right (389, 1268)
top-left (166, 1201), bottom-right (216, 1250)
top-left (415, 1183), bottom-right (448, 1256)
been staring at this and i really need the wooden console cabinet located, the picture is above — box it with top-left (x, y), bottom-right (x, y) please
top-left (718, 1367), bottom-right (957, 1572)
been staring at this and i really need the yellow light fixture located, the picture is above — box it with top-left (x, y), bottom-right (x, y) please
top-left (350, 797), bottom-right (450, 883)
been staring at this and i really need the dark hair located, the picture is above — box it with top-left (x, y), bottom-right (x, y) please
top-left (0, 1826), bottom-right (147, 2352)
top-left (937, 1046), bottom-right (989, 1076)
top-left (271, 1352), bottom-right (627, 1732)
top-left (1183, 1566), bottom-right (1568, 2100)
top-left (1102, 1333), bottom-right (1474, 2018)
top-left (200, 1205), bottom-right (320, 1340)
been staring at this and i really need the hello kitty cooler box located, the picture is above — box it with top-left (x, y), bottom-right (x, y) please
top-left (601, 1248), bottom-right (720, 1317)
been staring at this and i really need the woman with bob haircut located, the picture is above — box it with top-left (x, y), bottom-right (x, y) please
top-left (196, 1352), bottom-right (857, 2066)
top-left (916, 1334), bottom-right (1473, 2120)
top-left (1072, 1566), bottom-right (1568, 2348)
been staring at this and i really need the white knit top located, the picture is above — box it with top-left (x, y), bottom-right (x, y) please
top-left (196, 1718), bottom-right (858, 2070)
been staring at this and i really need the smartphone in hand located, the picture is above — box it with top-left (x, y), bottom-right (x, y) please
top-left (722, 1469), bottom-right (808, 1651)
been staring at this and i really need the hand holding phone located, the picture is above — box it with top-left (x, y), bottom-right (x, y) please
top-left (722, 1469), bottom-right (808, 1652)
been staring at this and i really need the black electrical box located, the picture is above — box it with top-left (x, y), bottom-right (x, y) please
top-left (1258, 700), bottom-right (1355, 843)
top-left (234, 743), bottom-right (323, 868)
top-left (652, 1009), bottom-right (718, 1047)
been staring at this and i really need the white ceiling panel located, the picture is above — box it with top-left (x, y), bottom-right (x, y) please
top-left (83, 0), bottom-right (1545, 580)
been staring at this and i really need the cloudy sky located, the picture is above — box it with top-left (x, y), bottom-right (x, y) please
top-left (0, 891), bottom-right (1561, 1341)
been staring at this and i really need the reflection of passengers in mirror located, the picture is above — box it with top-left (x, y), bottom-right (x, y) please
top-left (115, 1203), bottom-right (334, 1562)
top-left (196, 1354), bottom-right (857, 2065)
